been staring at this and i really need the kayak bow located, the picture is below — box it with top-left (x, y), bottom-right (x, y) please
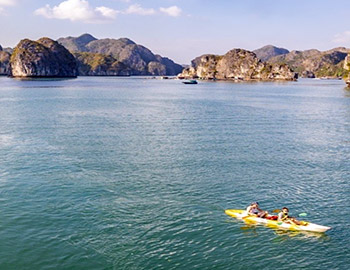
top-left (225, 209), bottom-right (331, 233)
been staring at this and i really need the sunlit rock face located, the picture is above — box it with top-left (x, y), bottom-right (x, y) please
top-left (10, 38), bottom-right (77, 77)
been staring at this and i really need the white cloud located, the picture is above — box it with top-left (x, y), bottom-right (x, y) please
top-left (333, 31), bottom-right (350, 44)
top-left (95, 6), bottom-right (119, 19)
top-left (159, 6), bottom-right (181, 17)
top-left (34, 1), bottom-right (182, 21)
top-left (125, 4), bottom-right (155, 15)
top-left (0, 0), bottom-right (16, 6)
top-left (34, 0), bottom-right (118, 23)
top-left (123, 4), bottom-right (182, 17)
top-left (0, 0), bottom-right (16, 14)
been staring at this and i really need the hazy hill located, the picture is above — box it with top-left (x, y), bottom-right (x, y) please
top-left (253, 45), bottom-right (289, 62)
top-left (57, 33), bottom-right (97, 52)
top-left (58, 34), bottom-right (183, 76)
top-left (0, 45), bottom-right (11, 75)
top-left (3, 47), bottom-right (13, 54)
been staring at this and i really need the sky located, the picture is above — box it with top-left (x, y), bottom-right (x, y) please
top-left (0, 0), bottom-right (349, 64)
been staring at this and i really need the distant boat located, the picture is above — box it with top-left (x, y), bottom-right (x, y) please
top-left (182, 80), bottom-right (198, 84)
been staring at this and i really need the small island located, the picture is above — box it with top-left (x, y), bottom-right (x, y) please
top-left (178, 48), bottom-right (298, 81)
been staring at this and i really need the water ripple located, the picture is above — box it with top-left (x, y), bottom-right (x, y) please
top-left (0, 77), bottom-right (349, 269)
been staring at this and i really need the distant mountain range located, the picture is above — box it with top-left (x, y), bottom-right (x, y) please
top-left (254, 45), bottom-right (349, 78)
top-left (57, 34), bottom-right (183, 76)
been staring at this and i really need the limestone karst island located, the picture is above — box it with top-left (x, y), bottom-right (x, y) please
top-left (0, 34), bottom-right (349, 86)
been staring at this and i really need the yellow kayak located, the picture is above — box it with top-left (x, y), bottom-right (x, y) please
top-left (225, 209), bottom-right (331, 233)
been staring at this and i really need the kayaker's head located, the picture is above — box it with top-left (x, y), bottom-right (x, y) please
top-left (251, 202), bottom-right (259, 207)
top-left (282, 207), bottom-right (289, 213)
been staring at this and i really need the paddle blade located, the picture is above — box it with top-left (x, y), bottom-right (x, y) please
top-left (272, 209), bottom-right (280, 213)
top-left (299, 213), bottom-right (307, 217)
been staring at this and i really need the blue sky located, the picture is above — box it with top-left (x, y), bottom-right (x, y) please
top-left (0, 0), bottom-right (349, 63)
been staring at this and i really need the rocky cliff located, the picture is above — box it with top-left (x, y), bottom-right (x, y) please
top-left (179, 49), bottom-right (297, 81)
top-left (10, 38), bottom-right (77, 77)
top-left (344, 54), bottom-right (350, 86)
top-left (268, 47), bottom-right (349, 78)
top-left (0, 45), bottom-right (10, 75)
top-left (58, 34), bottom-right (183, 76)
top-left (253, 45), bottom-right (289, 62)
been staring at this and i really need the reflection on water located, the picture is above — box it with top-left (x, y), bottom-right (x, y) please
top-left (12, 77), bottom-right (76, 82)
top-left (239, 225), bottom-right (260, 237)
top-left (344, 87), bottom-right (350, 97)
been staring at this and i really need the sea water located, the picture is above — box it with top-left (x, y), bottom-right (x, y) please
top-left (0, 76), bottom-right (349, 269)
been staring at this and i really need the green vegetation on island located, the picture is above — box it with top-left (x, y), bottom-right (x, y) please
top-left (73, 52), bottom-right (131, 76)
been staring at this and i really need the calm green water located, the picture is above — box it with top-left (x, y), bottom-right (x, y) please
top-left (0, 76), bottom-right (349, 269)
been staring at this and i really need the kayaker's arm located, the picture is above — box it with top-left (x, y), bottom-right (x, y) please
top-left (278, 212), bottom-right (288, 221)
top-left (246, 206), bottom-right (253, 215)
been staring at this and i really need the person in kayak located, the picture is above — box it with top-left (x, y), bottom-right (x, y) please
top-left (278, 207), bottom-right (302, 225)
top-left (246, 202), bottom-right (268, 218)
